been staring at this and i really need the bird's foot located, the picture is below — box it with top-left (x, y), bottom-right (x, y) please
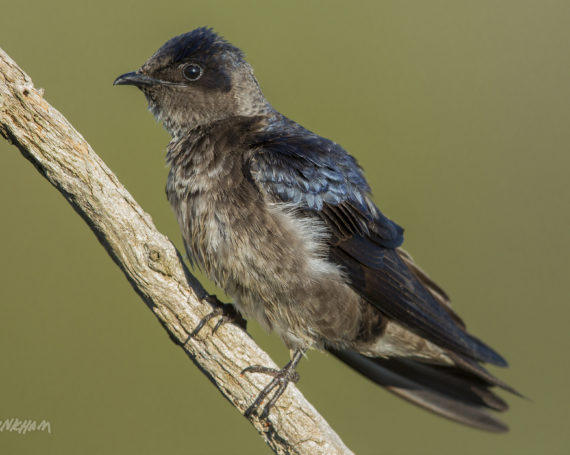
top-left (188, 294), bottom-right (247, 339)
top-left (242, 348), bottom-right (305, 419)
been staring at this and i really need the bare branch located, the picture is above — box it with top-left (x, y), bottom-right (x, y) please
top-left (0, 47), bottom-right (353, 455)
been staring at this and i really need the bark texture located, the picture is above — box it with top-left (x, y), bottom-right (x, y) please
top-left (0, 47), bottom-right (353, 455)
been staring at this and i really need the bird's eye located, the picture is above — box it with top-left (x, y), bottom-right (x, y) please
top-left (182, 63), bottom-right (203, 81)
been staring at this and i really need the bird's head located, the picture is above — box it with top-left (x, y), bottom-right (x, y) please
top-left (114, 27), bottom-right (269, 136)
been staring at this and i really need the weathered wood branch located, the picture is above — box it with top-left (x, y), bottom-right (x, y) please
top-left (0, 47), bottom-right (353, 455)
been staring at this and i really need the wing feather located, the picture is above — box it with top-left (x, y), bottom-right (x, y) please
top-left (247, 126), bottom-right (506, 366)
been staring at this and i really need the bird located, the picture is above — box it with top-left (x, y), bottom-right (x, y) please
top-left (114, 27), bottom-right (517, 432)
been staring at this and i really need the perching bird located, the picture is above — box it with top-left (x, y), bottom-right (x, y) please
top-left (114, 27), bottom-right (517, 431)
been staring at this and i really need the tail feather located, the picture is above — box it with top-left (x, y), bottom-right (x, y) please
top-left (329, 348), bottom-right (513, 432)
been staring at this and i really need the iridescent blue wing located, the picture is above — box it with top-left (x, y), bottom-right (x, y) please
top-left (247, 126), bottom-right (506, 366)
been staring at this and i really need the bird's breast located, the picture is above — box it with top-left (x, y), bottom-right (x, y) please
top-left (167, 163), bottom-right (366, 349)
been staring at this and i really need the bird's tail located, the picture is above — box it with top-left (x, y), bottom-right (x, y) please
top-left (328, 348), bottom-right (520, 432)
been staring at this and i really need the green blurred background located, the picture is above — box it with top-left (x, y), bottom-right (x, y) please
top-left (1, 1), bottom-right (569, 453)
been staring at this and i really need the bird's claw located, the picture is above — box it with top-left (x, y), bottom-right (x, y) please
top-left (188, 294), bottom-right (247, 339)
top-left (241, 349), bottom-right (305, 419)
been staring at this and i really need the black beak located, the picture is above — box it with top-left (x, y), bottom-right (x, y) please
top-left (113, 71), bottom-right (156, 87)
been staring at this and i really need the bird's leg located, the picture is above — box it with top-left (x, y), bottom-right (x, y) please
top-left (242, 348), bottom-right (306, 419)
top-left (188, 294), bottom-right (247, 339)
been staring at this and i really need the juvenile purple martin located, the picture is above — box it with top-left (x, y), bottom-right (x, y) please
top-left (114, 27), bottom-right (517, 431)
